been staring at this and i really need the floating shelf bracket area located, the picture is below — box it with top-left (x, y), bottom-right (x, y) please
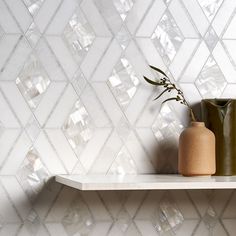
top-left (55, 174), bottom-right (236, 191)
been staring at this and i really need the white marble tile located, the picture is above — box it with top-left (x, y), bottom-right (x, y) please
top-left (0, 82), bottom-right (32, 126)
top-left (169, 39), bottom-right (199, 80)
top-left (91, 39), bottom-right (123, 82)
top-left (34, 81), bottom-right (66, 127)
top-left (1, 176), bottom-right (32, 220)
top-left (0, 89), bottom-right (20, 128)
top-left (45, 84), bottom-right (77, 128)
top-left (46, 36), bottom-right (78, 79)
top-left (169, 0), bottom-right (198, 38)
top-left (0, 0), bottom-right (236, 235)
top-left (182, 0), bottom-right (209, 36)
top-left (213, 42), bottom-right (236, 83)
top-left (0, 0), bottom-right (20, 33)
top-left (80, 37), bottom-right (111, 79)
top-left (136, 0), bottom-right (166, 37)
top-left (34, 132), bottom-right (66, 174)
top-left (0, 183), bottom-right (21, 222)
top-left (0, 38), bottom-right (32, 81)
top-left (1, 131), bottom-right (32, 175)
top-left (0, 224), bottom-right (21, 236)
top-left (45, 129), bottom-right (78, 173)
top-left (0, 129), bottom-right (20, 167)
top-left (46, 0), bottom-right (78, 35)
top-left (36, 39), bottom-right (67, 82)
top-left (181, 42), bottom-right (210, 82)
top-left (126, 0), bottom-right (152, 35)
top-left (212, 0), bottom-right (236, 36)
top-left (0, 35), bottom-right (20, 71)
top-left (34, 0), bottom-right (62, 33)
top-left (5, 0), bottom-right (32, 33)
top-left (81, 0), bottom-right (112, 37)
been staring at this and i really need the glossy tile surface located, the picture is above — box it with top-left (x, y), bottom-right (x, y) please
top-left (1, 0), bottom-right (236, 235)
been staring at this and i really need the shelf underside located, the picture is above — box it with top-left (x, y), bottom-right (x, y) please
top-left (55, 174), bottom-right (236, 191)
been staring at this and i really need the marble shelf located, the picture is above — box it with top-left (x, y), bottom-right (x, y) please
top-left (55, 174), bottom-right (236, 191)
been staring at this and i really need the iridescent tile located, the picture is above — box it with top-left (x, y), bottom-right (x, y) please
top-left (25, 23), bottom-right (41, 47)
top-left (63, 100), bottom-right (94, 156)
top-left (24, 210), bottom-right (41, 235)
top-left (0, 25), bottom-right (4, 39)
top-left (62, 194), bottom-right (94, 236)
top-left (25, 116), bottom-right (41, 142)
top-left (69, 70), bottom-right (87, 96)
top-left (63, 8), bottom-right (95, 64)
top-left (163, 0), bottom-right (172, 5)
top-left (197, 0), bottom-right (223, 22)
top-left (203, 205), bottom-right (218, 229)
top-left (152, 193), bottom-right (184, 234)
top-left (107, 57), bottom-right (140, 109)
top-left (16, 148), bottom-right (50, 202)
top-left (113, 0), bottom-right (134, 21)
top-left (204, 27), bottom-right (218, 51)
top-left (0, 121), bottom-right (4, 138)
top-left (23, 0), bottom-right (45, 16)
top-left (116, 26), bottom-right (131, 49)
top-left (195, 56), bottom-right (227, 98)
top-left (16, 54), bottom-right (51, 109)
top-left (152, 103), bottom-right (184, 141)
top-left (108, 146), bottom-right (137, 175)
top-left (151, 10), bottom-right (184, 65)
top-left (115, 208), bottom-right (132, 232)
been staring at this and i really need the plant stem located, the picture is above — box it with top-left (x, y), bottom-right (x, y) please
top-left (158, 76), bottom-right (197, 122)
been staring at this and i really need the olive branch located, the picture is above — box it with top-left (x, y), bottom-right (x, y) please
top-left (144, 65), bottom-right (196, 122)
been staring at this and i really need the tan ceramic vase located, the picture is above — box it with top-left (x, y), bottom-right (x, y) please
top-left (178, 122), bottom-right (216, 176)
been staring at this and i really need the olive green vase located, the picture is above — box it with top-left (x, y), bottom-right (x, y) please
top-left (201, 99), bottom-right (236, 176)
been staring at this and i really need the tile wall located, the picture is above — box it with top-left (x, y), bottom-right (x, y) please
top-left (0, 0), bottom-right (236, 235)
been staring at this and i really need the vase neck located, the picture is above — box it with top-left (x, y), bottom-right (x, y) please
top-left (191, 122), bottom-right (205, 127)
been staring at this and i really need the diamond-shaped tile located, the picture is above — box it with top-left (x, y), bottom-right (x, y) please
top-left (23, 210), bottom-right (42, 235)
top-left (69, 69), bottom-right (87, 96)
top-left (25, 23), bottom-right (41, 47)
top-left (107, 57), bottom-right (140, 109)
top-left (25, 115), bottom-right (41, 142)
top-left (151, 193), bottom-right (184, 234)
top-left (16, 148), bottom-right (50, 202)
top-left (62, 100), bottom-right (94, 156)
top-left (151, 10), bottom-right (184, 65)
top-left (113, 0), bottom-right (134, 21)
top-left (0, 121), bottom-right (5, 138)
top-left (108, 146), bottom-right (137, 175)
top-left (195, 56), bottom-right (227, 98)
top-left (16, 54), bottom-right (51, 110)
top-left (114, 208), bottom-right (132, 233)
top-left (23, 0), bottom-right (45, 16)
top-left (0, 24), bottom-right (4, 39)
top-left (152, 103), bottom-right (184, 141)
top-left (62, 194), bottom-right (95, 235)
top-left (202, 205), bottom-right (217, 230)
top-left (63, 7), bottom-right (96, 64)
top-left (204, 27), bottom-right (218, 51)
top-left (197, 0), bottom-right (223, 22)
top-left (116, 26), bottom-right (131, 49)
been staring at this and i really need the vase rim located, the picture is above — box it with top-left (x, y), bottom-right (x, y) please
top-left (191, 121), bottom-right (205, 127)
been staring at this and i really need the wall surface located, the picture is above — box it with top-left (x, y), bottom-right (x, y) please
top-left (1, 0), bottom-right (236, 235)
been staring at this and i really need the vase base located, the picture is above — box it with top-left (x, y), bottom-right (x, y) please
top-left (182, 174), bottom-right (212, 177)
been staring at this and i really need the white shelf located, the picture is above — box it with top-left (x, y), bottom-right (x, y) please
top-left (55, 174), bottom-right (236, 191)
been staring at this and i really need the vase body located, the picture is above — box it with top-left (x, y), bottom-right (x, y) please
top-left (201, 99), bottom-right (236, 176)
top-left (178, 122), bottom-right (216, 176)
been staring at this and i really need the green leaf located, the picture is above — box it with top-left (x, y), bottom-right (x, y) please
top-left (161, 97), bottom-right (178, 105)
top-left (143, 76), bottom-right (163, 86)
top-left (149, 65), bottom-right (168, 77)
top-left (153, 88), bottom-right (169, 100)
